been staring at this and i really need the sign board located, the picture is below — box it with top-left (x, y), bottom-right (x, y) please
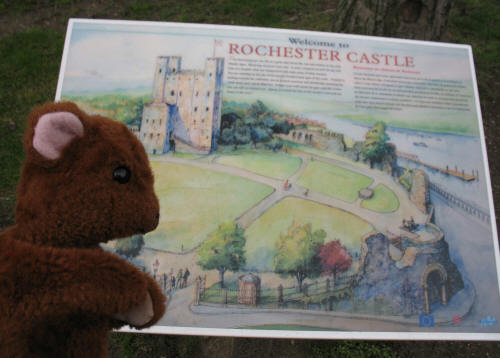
top-left (56, 19), bottom-right (500, 340)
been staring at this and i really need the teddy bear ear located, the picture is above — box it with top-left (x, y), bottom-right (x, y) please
top-left (32, 111), bottom-right (84, 160)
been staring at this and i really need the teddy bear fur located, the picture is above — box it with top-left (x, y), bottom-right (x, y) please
top-left (0, 102), bottom-right (166, 357)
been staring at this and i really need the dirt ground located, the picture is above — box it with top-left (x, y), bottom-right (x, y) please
top-left (1, 1), bottom-right (500, 357)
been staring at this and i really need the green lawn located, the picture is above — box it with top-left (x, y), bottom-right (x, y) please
top-left (146, 161), bottom-right (273, 252)
top-left (361, 184), bottom-right (400, 213)
top-left (244, 197), bottom-right (374, 271)
top-left (297, 161), bottom-right (372, 202)
top-left (215, 151), bottom-right (302, 180)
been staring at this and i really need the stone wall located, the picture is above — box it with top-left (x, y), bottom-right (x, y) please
top-left (410, 169), bottom-right (429, 213)
top-left (355, 230), bottom-right (464, 315)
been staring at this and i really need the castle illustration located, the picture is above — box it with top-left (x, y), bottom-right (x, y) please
top-left (139, 55), bottom-right (224, 154)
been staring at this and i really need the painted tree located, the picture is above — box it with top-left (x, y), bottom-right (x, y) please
top-left (233, 125), bottom-right (251, 149)
top-left (248, 100), bottom-right (268, 118)
top-left (362, 121), bottom-right (390, 168)
top-left (114, 234), bottom-right (145, 259)
top-left (266, 138), bottom-right (283, 152)
top-left (250, 125), bottom-right (272, 148)
top-left (219, 128), bottom-right (235, 146)
top-left (318, 240), bottom-right (353, 283)
top-left (219, 124), bottom-right (250, 150)
top-left (220, 112), bottom-right (241, 132)
top-left (273, 221), bottom-right (326, 292)
top-left (398, 166), bottom-right (413, 191)
top-left (197, 222), bottom-right (246, 288)
top-left (218, 100), bottom-right (294, 149)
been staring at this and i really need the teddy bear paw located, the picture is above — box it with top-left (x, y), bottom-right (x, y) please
top-left (113, 292), bottom-right (154, 327)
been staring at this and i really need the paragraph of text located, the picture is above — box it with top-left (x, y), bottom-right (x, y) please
top-left (226, 58), bottom-right (344, 96)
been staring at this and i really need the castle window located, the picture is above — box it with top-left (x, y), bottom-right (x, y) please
top-left (209, 72), bottom-right (212, 77)
top-left (172, 68), bottom-right (176, 73)
top-left (194, 107), bottom-right (198, 112)
top-left (143, 133), bottom-right (146, 138)
top-left (150, 133), bottom-right (153, 139)
top-left (157, 133), bottom-right (160, 138)
top-left (159, 68), bottom-right (162, 73)
top-left (179, 91), bottom-right (182, 97)
top-left (206, 107), bottom-right (209, 112)
top-left (206, 91), bottom-right (210, 97)
top-left (152, 120), bottom-right (155, 125)
top-left (195, 91), bottom-right (199, 96)
top-left (146, 119), bottom-right (149, 124)
top-left (202, 119), bottom-right (205, 123)
top-left (159, 119), bottom-right (162, 125)
top-left (170, 90), bottom-right (175, 96)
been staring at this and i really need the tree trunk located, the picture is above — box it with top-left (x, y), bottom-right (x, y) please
top-left (296, 272), bottom-right (305, 292)
top-left (219, 268), bottom-right (226, 288)
top-left (330, 0), bottom-right (453, 41)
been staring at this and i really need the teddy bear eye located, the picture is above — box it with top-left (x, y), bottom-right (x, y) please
top-left (113, 166), bottom-right (131, 184)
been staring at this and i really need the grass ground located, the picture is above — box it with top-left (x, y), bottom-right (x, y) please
top-left (147, 161), bottom-right (273, 252)
top-left (297, 160), bottom-right (373, 203)
top-left (244, 197), bottom-right (374, 271)
top-left (0, 29), bottom-right (64, 226)
top-left (215, 151), bottom-right (302, 180)
top-left (361, 184), bottom-right (400, 213)
top-left (1, 0), bottom-right (499, 357)
top-left (172, 152), bottom-right (203, 160)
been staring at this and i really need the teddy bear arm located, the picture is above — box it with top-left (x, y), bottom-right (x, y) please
top-left (128, 274), bottom-right (167, 329)
top-left (30, 247), bottom-right (151, 318)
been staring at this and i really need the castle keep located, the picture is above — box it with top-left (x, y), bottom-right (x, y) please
top-left (139, 56), bottom-right (224, 154)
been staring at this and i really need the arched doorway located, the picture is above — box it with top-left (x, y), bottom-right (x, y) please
top-left (421, 264), bottom-right (448, 314)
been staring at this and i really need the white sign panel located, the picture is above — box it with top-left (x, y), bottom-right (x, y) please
top-left (56, 19), bottom-right (500, 340)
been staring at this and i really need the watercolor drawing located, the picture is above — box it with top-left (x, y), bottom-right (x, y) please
top-left (57, 20), bottom-right (500, 338)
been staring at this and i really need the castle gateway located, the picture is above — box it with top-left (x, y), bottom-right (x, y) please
top-left (139, 56), bottom-right (224, 154)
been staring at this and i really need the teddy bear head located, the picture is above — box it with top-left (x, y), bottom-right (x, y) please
top-left (14, 102), bottom-right (160, 248)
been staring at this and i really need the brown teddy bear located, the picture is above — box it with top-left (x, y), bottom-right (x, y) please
top-left (0, 102), bottom-right (166, 357)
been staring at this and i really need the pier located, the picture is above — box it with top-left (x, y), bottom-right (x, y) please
top-left (396, 151), bottom-right (477, 181)
top-left (429, 182), bottom-right (490, 224)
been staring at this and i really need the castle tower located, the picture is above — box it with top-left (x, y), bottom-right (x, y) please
top-left (140, 55), bottom-right (224, 154)
top-left (152, 56), bottom-right (182, 105)
top-left (206, 58), bottom-right (224, 150)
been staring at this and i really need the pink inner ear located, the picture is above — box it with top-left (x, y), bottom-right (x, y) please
top-left (33, 112), bottom-right (84, 160)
